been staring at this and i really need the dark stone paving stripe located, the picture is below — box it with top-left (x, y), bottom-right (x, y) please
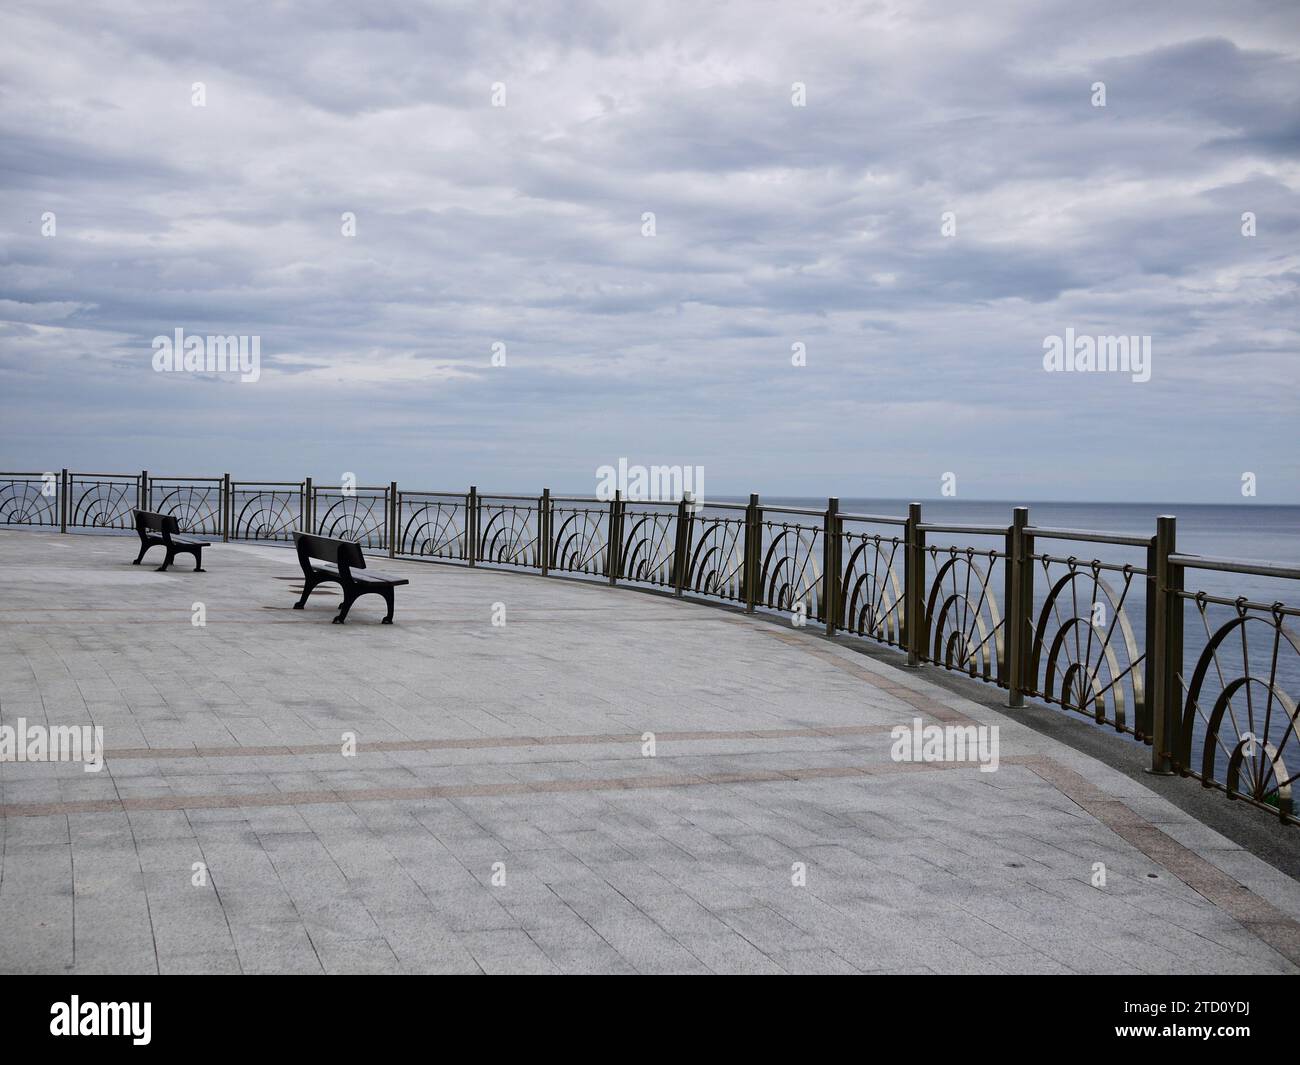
top-left (0, 756), bottom-right (984, 818)
top-left (96, 723), bottom-right (899, 761)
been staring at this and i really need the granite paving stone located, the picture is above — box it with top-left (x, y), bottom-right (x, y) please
top-left (2, 529), bottom-right (1299, 974)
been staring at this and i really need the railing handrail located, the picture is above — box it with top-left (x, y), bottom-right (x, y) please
top-left (917, 522), bottom-right (1006, 536)
top-left (757, 504), bottom-right (825, 517)
top-left (312, 485), bottom-right (391, 492)
top-left (1025, 524), bottom-right (1151, 548)
top-left (840, 511), bottom-right (908, 526)
top-left (1169, 553), bottom-right (1300, 581)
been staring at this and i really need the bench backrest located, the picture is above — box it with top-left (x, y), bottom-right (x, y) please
top-left (134, 509), bottom-right (179, 536)
top-left (292, 531), bottom-right (365, 573)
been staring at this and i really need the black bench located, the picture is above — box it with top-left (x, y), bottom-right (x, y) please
top-left (132, 509), bottom-right (208, 572)
top-left (291, 531), bottom-right (409, 624)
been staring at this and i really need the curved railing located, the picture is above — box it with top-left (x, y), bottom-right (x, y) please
top-left (2, 468), bottom-right (1297, 824)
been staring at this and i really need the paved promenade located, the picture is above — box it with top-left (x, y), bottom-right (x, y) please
top-left (2, 529), bottom-right (1299, 974)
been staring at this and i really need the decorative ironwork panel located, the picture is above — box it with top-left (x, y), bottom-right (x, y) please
top-left (551, 502), bottom-right (609, 576)
top-left (684, 511), bottom-right (745, 602)
top-left (1026, 554), bottom-right (1145, 733)
top-left (313, 487), bottom-right (389, 548)
top-left (619, 504), bottom-right (678, 587)
top-left (398, 494), bottom-right (468, 559)
top-left (0, 474), bottom-right (59, 527)
top-left (1179, 595), bottom-right (1300, 819)
top-left (923, 544), bottom-right (1006, 684)
top-left (478, 498), bottom-right (541, 567)
top-left (150, 479), bottom-right (223, 535)
top-left (757, 516), bottom-right (822, 617)
top-left (837, 526), bottom-right (906, 645)
top-left (231, 483), bottom-right (304, 541)
top-left (68, 473), bottom-right (139, 530)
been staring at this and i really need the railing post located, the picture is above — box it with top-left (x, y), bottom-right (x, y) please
top-left (1169, 531), bottom-right (1184, 770)
top-left (539, 488), bottom-right (551, 575)
top-left (617, 492), bottom-right (627, 580)
top-left (221, 474), bottom-right (231, 542)
top-left (905, 502), bottom-right (924, 666)
top-left (1005, 506), bottom-right (1028, 707)
top-left (304, 477), bottom-right (313, 533)
top-left (744, 493), bottom-right (760, 613)
top-left (473, 486), bottom-right (483, 566)
top-left (388, 481), bottom-right (398, 557)
top-left (59, 468), bottom-right (68, 533)
top-left (1023, 524), bottom-right (1037, 701)
top-left (823, 497), bottom-right (839, 636)
top-left (1140, 535), bottom-right (1158, 743)
top-left (140, 470), bottom-right (149, 512)
top-left (1150, 515), bottom-right (1179, 775)
top-left (607, 490), bottom-right (621, 585)
top-left (673, 493), bottom-right (693, 597)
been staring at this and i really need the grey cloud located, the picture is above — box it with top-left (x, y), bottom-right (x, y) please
top-left (0, 0), bottom-right (1297, 499)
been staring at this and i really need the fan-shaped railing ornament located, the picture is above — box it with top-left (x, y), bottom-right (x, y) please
top-left (152, 483), bottom-right (222, 535)
top-left (0, 478), bottom-right (58, 526)
top-left (550, 505), bottom-right (608, 575)
top-left (839, 532), bottom-right (905, 645)
top-left (1028, 557), bottom-right (1144, 732)
top-left (70, 478), bottom-right (136, 529)
top-left (314, 492), bottom-right (387, 547)
top-left (478, 503), bottom-right (539, 567)
top-left (621, 510), bottom-right (677, 586)
top-left (1180, 598), bottom-right (1299, 819)
top-left (400, 499), bottom-right (467, 559)
top-left (759, 520), bottom-right (822, 616)
top-left (923, 545), bottom-right (1004, 682)
top-left (233, 489), bottom-right (301, 541)
top-left (686, 515), bottom-right (745, 601)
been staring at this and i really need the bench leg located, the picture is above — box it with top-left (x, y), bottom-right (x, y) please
top-left (133, 543), bottom-right (149, 565)
top-left (381, 587), bottom-right (395, 624)
top-left (293, 577), bottom-right (318, 609)
top-left (333, 592), bottom-right (356, 625)
top-left (193, 548), bottom-right (204, 573)
top-left (156, 547), bottom-right (175, 572)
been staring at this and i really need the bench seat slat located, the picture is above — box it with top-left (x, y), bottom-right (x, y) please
top-left (307, 564), bottom-right (407, 586)
top-left (349, 571), bottom-right (410, 586)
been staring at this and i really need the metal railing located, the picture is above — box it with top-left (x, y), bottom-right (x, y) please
top-left (3, 468), bottom-right (1298, 823)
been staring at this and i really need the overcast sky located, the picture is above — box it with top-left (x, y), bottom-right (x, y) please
top-left (1, 0), bottom-right (1297, 502)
